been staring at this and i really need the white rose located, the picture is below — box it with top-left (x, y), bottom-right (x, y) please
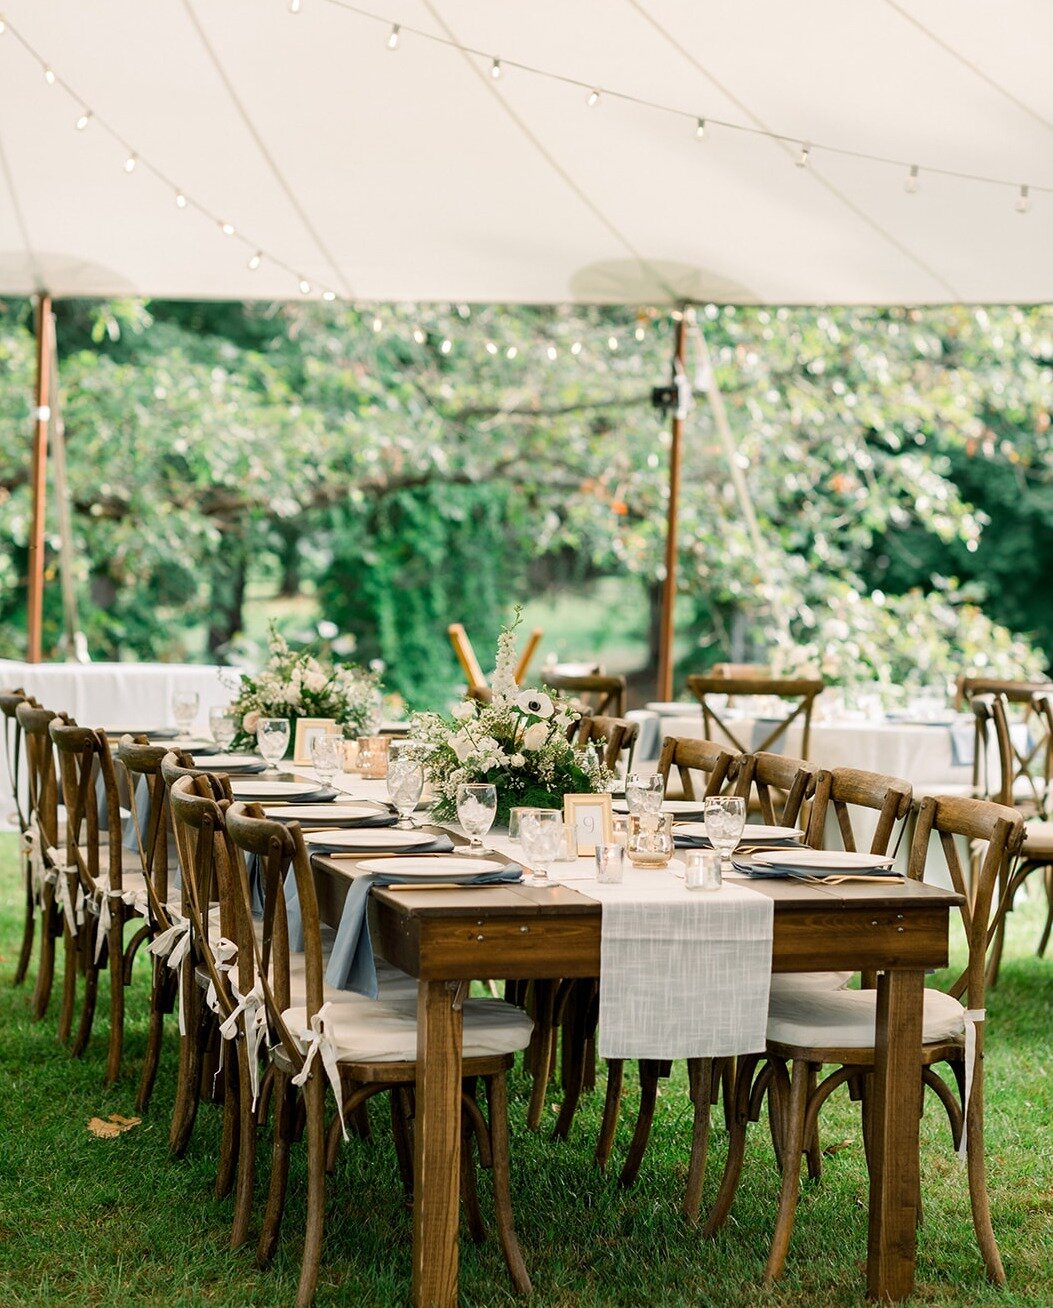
top-left (522, 722), bottom-right (549, 751)
top-left (516, 690), bottom-right (554, 719)
top-left (451, 731), bottom-right (475, 763)
top-left (509, 753), bottom-right (526, 768)
top-left (242, 709), bottom-right (260, 733)
top-left (303, 670), bottom-right (327, 694)
top-left (451, 701), bottom-right (476, 722)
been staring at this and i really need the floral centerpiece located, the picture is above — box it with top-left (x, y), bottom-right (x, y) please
top-left (225, 623), bottom-right (381, 751)
top-left (409, 614), bottom-right (611, 825)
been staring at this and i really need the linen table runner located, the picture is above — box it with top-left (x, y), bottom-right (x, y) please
top-left (570, 866), bottom-right (773, 1061)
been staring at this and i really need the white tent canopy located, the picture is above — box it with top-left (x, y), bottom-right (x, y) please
top-left (1, 0), bottom-right (1052, 306)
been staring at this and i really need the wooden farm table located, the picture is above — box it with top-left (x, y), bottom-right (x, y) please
top-left (310, 859), bottom-right (960, 1307)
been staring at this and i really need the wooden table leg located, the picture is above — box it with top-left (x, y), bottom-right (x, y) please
top-left (412, 980), bottom-right (464, 1308)
top-left (867, 968), bottom-right (923, 1302)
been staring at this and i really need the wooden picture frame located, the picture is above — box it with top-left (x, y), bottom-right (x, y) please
top-left (293, 717), bottom-right (340, 765)
top-left (563, 792), bottom-right (613, 856)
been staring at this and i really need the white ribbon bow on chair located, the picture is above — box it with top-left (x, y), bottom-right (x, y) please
top-left (292, 1001), bottom-right (347, 1141)
top-left (148, 915), bottom-right (193, 1035)
top-left (219, 979), bottom-right (268, 1110)
top-left (89, 873), bottom-right (143, 964)
top-left (22, 820), bottom-right (45, 902)
top-left (45, 847), bottom-right (83, 935)
top-left (205, 938), bottom-right (239, 1016)
top-left (958, 1006), bottom-right (986, 1160)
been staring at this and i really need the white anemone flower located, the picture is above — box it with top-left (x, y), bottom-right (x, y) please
top-left (516, 690), bottom-right (554, 719)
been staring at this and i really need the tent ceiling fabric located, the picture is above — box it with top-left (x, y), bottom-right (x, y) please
top-left (0, 0), bottom-right (1051, 305)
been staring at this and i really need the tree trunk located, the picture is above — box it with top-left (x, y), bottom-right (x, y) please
top-left (207, 538), bottom-right (248, 657)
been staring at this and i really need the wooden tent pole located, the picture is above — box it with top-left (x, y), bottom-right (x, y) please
top-left (656, 311), bottom-right (689, 701)
top-left (27, 292), bottom-right (53, 663)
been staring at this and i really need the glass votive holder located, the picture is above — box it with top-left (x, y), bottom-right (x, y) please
top-left (357, 735), bottom-right (390, 779)
top-left (684, 849), bottom-right (723, 891)
top-left (611, 814), bottom-right (630, 847)
top-left (342, 738), bottom-right (360, 772)
top-left (627, 812), bottom-right (674, 868)
top-left (595, 843), bottom-right (625, 884)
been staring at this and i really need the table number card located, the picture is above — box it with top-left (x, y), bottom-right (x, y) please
top-left (563, 793), bottom-right (613, 855)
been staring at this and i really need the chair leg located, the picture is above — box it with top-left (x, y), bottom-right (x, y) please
top-left (486, 1073), bottom-right (532, 1295)
top-left (804, 1063), bottom-right (822, 1181)
top-left (704, 1054), bottom-right (761, 1237)
top-left (460, 1106), bottom-right (487, 1245)
top-left (526, 982), bottom-right (557, 1130)
top-left (57, 915), bottom-right (80, 1045)
top-left (296, 1072), bottom-right (329, 1308)
top-left (31, 895), bottom-right (57, 1020)
top-left (70, 939), bottom-right (98, 1057)
top-left (964, 1062), bottom-right (1005, 1284)
top-left (231, 1043), bottom-right (259, 1249)
top-left (594, 1059), bottom-right (623, 1171)
top-left (215, 1051), bottom-right (240, 1201)
top-left (13, 860), bottom-right (35, 986)
top-left (684, 1058), bottom-right (714, 1226)
top-left (104, 917), bottom-right (125, 1085)
top-left (618, 1060), bottom-right (667, 1189)
top-left (170, 981), bottom-right (207, 1157)
top-left (390, 1088), bottom-right (415, 1201)
top-left (763, 1058), bottom-right (810, 1284)
top-left (552, 981), bottom-right (591, 1141)
top-left (257, 1070), bottom-right (295, 1267)
top-left (1037, 865), bottom-right (1053, 958)
top-left (135, 957), bottom-right (168, 1113)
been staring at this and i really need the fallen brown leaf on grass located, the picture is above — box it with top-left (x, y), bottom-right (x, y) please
top-left (87, 1113), bottom-right (142, 1139)
top-left (822, 1137), bottom-right (855, 1156)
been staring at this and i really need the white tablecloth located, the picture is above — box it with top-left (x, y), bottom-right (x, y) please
top-left (0, 659), bottom-right (239, 732)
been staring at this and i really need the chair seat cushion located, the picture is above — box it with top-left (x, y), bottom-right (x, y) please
top-left (280, 997), bottom-right (533, 1064)
top-left (1024, 820), bottom-right (1053, 858)
top-left (768, 971), bottom-right (853, 998)
top-left (767, 985), bottom-right (965, 1050)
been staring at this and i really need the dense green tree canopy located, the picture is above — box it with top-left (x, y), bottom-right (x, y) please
top-left (0, 296), bottom-right (1049, 705)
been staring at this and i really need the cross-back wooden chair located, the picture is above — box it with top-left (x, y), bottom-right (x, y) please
top-left (656, 736), bottom-right (739, 802)
top-left (685, 675), bottom-right (825, 760)
top-left (971, 693), bottom-right (1053, 983)
top-left (706, 793), bottom-right (1024, 1287)
top-left (955, 674), bottom-right (1053, 712)
top-left (2, 688), bottom-right (36, 986)
top-left (16, 701), bottom-right (73, 1030)
top-left (710, 662), bottom-right (771, 679)
top-left (734, 751), bottom-right (817, 829)
top-left (970, 685), bottom-right (1053, 817)
top-left (49, 720), bottom-right (151, 1084)
top-left (115, 739), bottom-right (195, 1111)
top-left (573, 713), bottom-right (639, 774)
top-left (542, 671), bottom-right (627, 718)
top-left (448, 621), bottom-right (542, 690)
top-left (222, 801), bottom-right (534, 1304)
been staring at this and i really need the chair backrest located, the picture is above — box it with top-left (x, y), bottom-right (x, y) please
top-left (657, 736), bottom-right (738, 801)
top-left (971, 692), bottom-right (1051, 816)
top-left (1, 689), bottom-right (31, 833)
top-left (224, 802), bottom-right (315, 1074)
top-left (710, 663), bottom-right (771, 679)
top-left (116, 739), bottom-right (194, 919)
top-left (734, 751), bottom-right (817, 828)
top-left (49, 721), bottom-right (123, 893)
top-left (955, 675), bottom-right (1053, 710)
top-left (805, 767), bottom-right (912, 854)
top-left (448, 623), bottom-right (487, 689)
top-left (908, 794), bottom-right (1024, 1007)
top-left (542, 672), bottom-right (627, 718)
top-left (1034, 691), bottom-right (1053, 806)
top-left (466, 685), bottom-right (492, 706)
top-left (16, 702), bottom-right (64, 847)
top-left (573, 714), bottom-right (639, 773)
top-left (684, 674), bottom-right (825, 759)
top-left (160, 750), bottom-right (233, 802)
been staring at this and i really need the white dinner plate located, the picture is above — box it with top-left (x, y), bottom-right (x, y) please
top-left (231, 780), bottom-right (325, 799)
top-left (613, 798), bottom-right (708, 817)
top-left (751, 849), bottom-right (896, 874)
top-left (267, 802), bottom-right (388, 822)
top-left (191, 753), bottom-right (263, 770)
top-left (305, 829), bottom-right (431, 851)
top-left (357, 856), bottom-right (505, 878)
top-left (675, 822), bottom-right (804, 844)
top-left (148, 737), bottom-right (214, 753)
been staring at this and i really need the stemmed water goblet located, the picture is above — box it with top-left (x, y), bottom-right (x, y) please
top-left (703, 795), bottom-right (746, 873)
top-left (519, 810), bottom-right (565, 887)
top-left (310, 733), bottom-right (344, 793)
top-left (455, 783), bottom-right (497, 855)
top-left (171, 690), bottom-right (200, 741)
top-left (257, 717), bottom-right (290, 775)
top-left (387, 756), bottom-right (425, 828)
top-left (208, 706), bottom-right (237, 752)
top-left (625, 771), bottom-right (664, 816)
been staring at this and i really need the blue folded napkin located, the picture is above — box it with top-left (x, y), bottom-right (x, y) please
top-left (305, 834), bottom-right (455, 857)
top-left (674, 833), bottom-right (714, 849)
top-left (321, 864), bottom-right (524, 999)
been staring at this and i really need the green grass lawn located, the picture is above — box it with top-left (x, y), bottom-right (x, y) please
top-left (1, 832), bottom-right (1052, 1306)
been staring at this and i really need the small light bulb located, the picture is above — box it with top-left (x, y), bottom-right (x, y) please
top-left (490, 58), bottom-right (502, 79)
top-left (289, 0), bottom-right (302, 12)
top-left (0, 19), bottom-right (6, 35)
top-left (440, 339), bottom-right (452, 355)
top-left (506, 345), bottom-right (518, 359)
top-left (905, 164), bottom-right (919, 194)
top-left (608, 336), bottom-right (618, 351)
top-left (796, 143), bottom-right (811, 169)
top-left (299, 278), bottom-right (311, 295)
top-left (570, 341), bottom-right (582, 355)
top-left (221, 221), bottom-right (235, 236)
top-left (635, 326), bottom-right (645, 341)
top-left (44, 67), bottom-right (55, 86)
top-left (75, 110), bottom-right (92, 131)
top-left (322, 290), bottom-right (336, 301)
top-left (413, 327), bottom-right (426, 344)
top-left (546, 345), bottom-right (557, 361)
top-left (1016, 184), bottom-right (1030, 214)
top-left (586, 89), bottom-right (600, 108)
top-left (247, 251), bottom-right (262, 270)
top-left (695, 117), bottom-right (706, 140)
top-left (124, 154), bottom-right (138, 173)
top-left (372, 316), bottom-right (383, 333)
top-left (387, 23), bottom-right (400, 50)
top-left (486, 341), bottom-right (498, 355)
top-left (174, 191), bottom-right (187, 208)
